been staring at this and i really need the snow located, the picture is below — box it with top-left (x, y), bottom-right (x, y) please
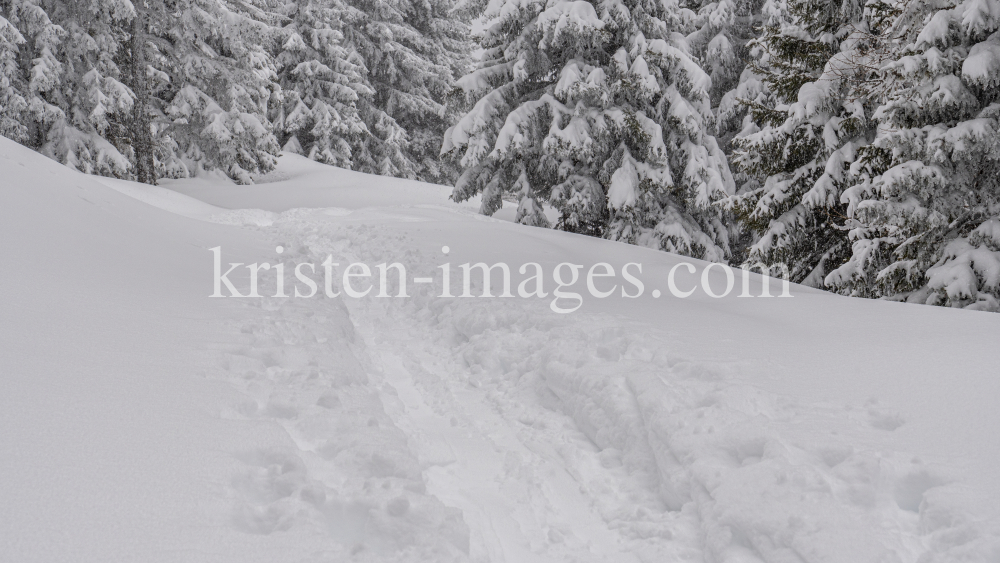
top-left (97, 176), bottom-right (232, 220)
top-left (973, 217), bottom-right (1000, 245)
top-left (3, 137), bottom-right (1000, 562)
top-left (536, 1), bottom-right (604, 40)
top-left (608, 154), bottom-right (639, 209)
top-left (628, 55), bottom-right (659, 92)
top-left (554, 61), bottom-right (586, 97)
top-left (963, 37), bottom-right (1000, 88)
top-left (646, 38), bottom-right (712, 97)
top-left (926, 237), bottom-right (1000, 302)
top-left (916, 8), bottom-right (957, 49)
top-left (962, 0), bottom-right (1000, 35)
top-left (0, 140), bottom-right (314, 562)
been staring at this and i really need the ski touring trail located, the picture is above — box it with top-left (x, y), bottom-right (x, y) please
top-left (200, 203), bottom-right (1000, 563)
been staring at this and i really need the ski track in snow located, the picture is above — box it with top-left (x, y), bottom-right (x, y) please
top-left (206, 207), bottom-right (1000, 563)
top-left (207, 270), bottom-right (470, 562)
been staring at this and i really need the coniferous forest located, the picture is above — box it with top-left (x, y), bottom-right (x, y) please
top-left (2, 0), bottom-right (999, 311)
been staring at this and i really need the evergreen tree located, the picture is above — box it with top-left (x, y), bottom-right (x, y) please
top-left (333, 0), bottom-right (471, 182)
top-left (826, 0), bottom-right (1000, 311)
top-left (685, 0), bottom-right (764, 145)
top-left (44, 0), bottom-right (137, 179)
top-left (272, 0), bottom-right (369, 168)
top-left (727, 0), bottom-right (894, 284)
top-left (0, 0), bottom-right (63, 148)
top-left (0, 0), bottom-right (133, 176)
top-left (150, 0), bottom-right (283, 184)
top-left (398, 0), bottom-right (471, 184)
top-left (0, 0), bottom-right (284, 184)
top-left (272, 0), bottom-right (471, 183)
top-left (0, 7), bottom-right (28, 142)
top-left (2, 0), bottom-right (470, 186)
top-left (443, 0), bottom-right (735, 259)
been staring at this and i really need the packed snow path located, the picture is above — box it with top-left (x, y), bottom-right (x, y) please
top-left (204, 204), bottom-right (1000, 563)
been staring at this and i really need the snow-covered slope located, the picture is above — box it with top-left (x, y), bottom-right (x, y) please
top-left (2, 141), bottom-right (999, 563)
top-left (0, 143), bottom-right (466, 562)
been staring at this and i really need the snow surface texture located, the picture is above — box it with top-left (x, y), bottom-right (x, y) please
top-left (2, 142), bottom-right (1000, 563)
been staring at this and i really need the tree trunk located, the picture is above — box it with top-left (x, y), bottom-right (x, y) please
top-left (129, 6), bottom-right (156, 185)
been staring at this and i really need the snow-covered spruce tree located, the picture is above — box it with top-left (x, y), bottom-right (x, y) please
top-left (442, 0), bottom-right (735, 259)
top-left (333, 0), bottom-right (472, 182)
top-left (271, 0), bottom-right (369, 168)
top-left (392, 0), bottom-right (474, 184)
top-left (825, 0), bottom-right (1000, 311)
top-left (727, 0), bottom-right (897, 284)
top-left (145, 0), bottom-right (282, 184)
top-left (0, 0), bottom-right (62, 149)
top-left (0, 0), bottom-right (283, 184)
top-left (0, 6), bottom-right (29, 143)
top-left (685, 0), bottom-right (764, 145)
top-left (41, 0), bottom-right (137, 179)
top-left (0, 0), bottom-right (135, 176)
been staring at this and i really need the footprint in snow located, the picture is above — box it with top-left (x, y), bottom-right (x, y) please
top-left (865, 398), bottom-right (906, 431)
